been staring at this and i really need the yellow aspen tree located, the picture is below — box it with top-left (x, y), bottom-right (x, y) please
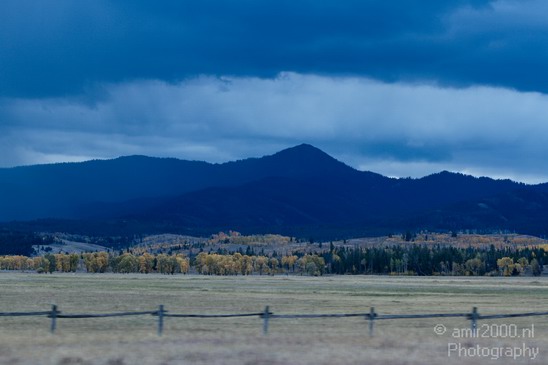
top-left (175, 255), bottom-right (190, 274)
top-left (97, 252), bottom-right (109, 273)
top-left (25, 258), bottom-right (35, 271)
top-left (497, 257), bottom-right (515, 276)
top-left (241, 255), bottom-right (253, 275)
top-left (139, 253), bottom-right (154, 273)
top-left (69, 254), bottom-right (79, 272)
top-left (269, 258), bottom-right (279, 275)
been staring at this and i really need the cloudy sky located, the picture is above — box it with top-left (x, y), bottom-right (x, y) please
top-left (1, 0), bottom-right (548, 183)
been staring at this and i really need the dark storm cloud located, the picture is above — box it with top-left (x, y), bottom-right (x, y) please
top-left (5, 0), bottom-right (546, 98)
top-left (2, 0), bottom-right (548, 183)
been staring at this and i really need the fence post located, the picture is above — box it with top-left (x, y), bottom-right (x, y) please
top-left (50, 304), bottom-right (58, 334)
top-left (470, 307), bottom-right (478, 337)
top-left (158, 305), bottom-right (164, 336)
top-left (263, 306), bottom-right (270, 335)
top-left (369, 307), bottom-right (376, 337)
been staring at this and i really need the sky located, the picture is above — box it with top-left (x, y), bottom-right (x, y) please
top-left (1, 0), bottom-right (548, 183)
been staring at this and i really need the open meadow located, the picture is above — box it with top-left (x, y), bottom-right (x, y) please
top-left (1, 273), bottom-right (547, 365)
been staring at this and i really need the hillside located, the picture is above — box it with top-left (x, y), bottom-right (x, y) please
top-left (0, 144), bottom-right (376, 221)
top-left (1, 144), bottom-right (547, 240)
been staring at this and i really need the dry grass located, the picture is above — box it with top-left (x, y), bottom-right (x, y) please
top-left (0, 273), bottom-right (547, 365)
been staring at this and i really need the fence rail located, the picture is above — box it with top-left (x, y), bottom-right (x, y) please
top-left (2, 305), bottom-right (547, 336)
top-left (164, 312), bottom-right (265, 318)
top-left (54, 311), bottom-right (158, 318)
top-left (0, 311), bottom-right (51, 317)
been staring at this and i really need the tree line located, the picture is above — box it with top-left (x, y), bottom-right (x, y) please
top-left (0, 252), bottom-right (324, 275)
top-left (0, 244), bottom-right (545, 276)
top-left (0, 252), bottom-right (190, 274)
top-left (193, 252), bottom-right (325, 276)
top-left (324, 244), bottom-right (545, 276)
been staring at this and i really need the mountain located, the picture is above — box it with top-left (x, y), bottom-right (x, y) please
top-left (0, 156), bottom-right (212, 221)
top-left (413, 187), bottom-right (548, 234)
top-left (127, 169), bottom-right (530, 238)
top-left (0, 144), bottom-right (367, 221)
top-left (1, 144), bottom-right (546, 239)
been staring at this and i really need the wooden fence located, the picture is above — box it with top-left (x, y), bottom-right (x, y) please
top-left (2, 305), bottom-right (547, 336)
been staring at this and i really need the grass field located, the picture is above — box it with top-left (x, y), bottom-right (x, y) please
top-left (0, 273), bottom-right (547, 365)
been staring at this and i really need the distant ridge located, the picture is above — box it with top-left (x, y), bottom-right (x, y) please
top-left (0, 144), bottom-right (367, 221)
top-left (1, 144), bottom-right (547, 239)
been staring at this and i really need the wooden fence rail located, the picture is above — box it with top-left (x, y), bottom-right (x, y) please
top-left (1, 305), bottom-right (546, 337)
top-left (0, 311), bottom-right (51, 317)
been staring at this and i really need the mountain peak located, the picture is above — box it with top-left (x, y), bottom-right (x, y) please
top-left (264, 144), bottom-right (356, 175)
top-left (286, 143), bottom-right (322, 152)
top-left (272, 143), bottom-right (338, 162)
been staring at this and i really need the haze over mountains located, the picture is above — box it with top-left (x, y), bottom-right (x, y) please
top-left (1, 144), bottom-right (548, 239)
